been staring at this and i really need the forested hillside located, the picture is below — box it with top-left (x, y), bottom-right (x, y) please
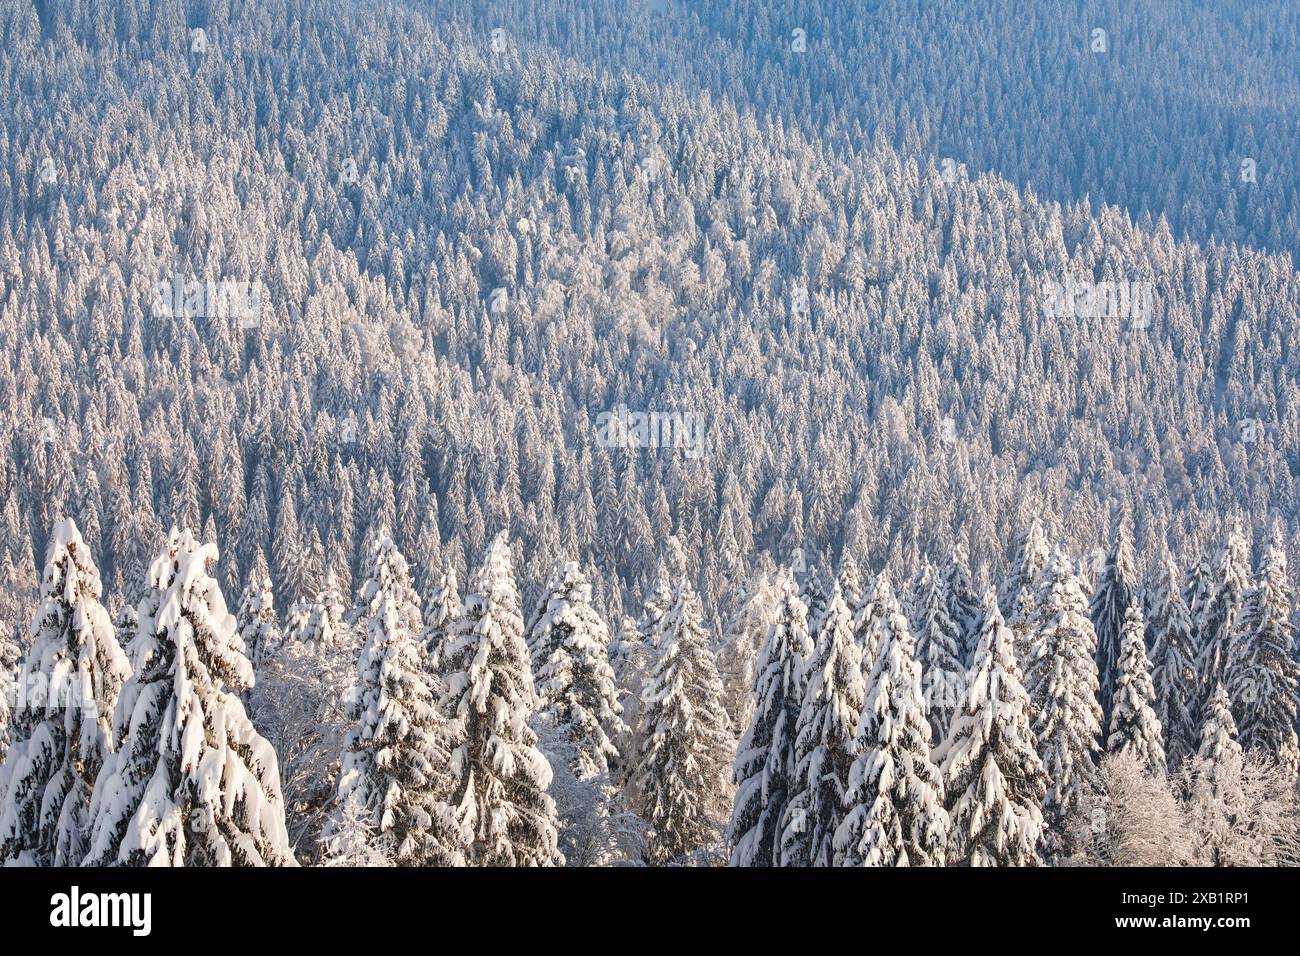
top-left (0, 0), bottom-right (1298, 867)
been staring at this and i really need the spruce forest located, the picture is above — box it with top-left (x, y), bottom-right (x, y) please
top-left (1, 0), bottom-right (1299, 868)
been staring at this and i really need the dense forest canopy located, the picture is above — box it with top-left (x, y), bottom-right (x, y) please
top-left (0, 0), bottom-right (1298, 870)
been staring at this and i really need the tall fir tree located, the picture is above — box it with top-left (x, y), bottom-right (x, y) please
top-left (1105, 603), bottom-right (1165, 773)
top-left (999, 517), bottom-right (1050, 618)
top-left (529, 561), bottom-right (628, 780)
top-left (1029, 551), bottom-right (1103, 858)
top-left (235, 553), bottom-right (280, 672)
top-left (1148, 547), bottom-right (1199, 770)
top-left (0, 519), bottom-right (130, 865)
top-left (835, 577), bottom-right (948, 866)
top-left (442, 532), bottom-right (563, 866)
top-left (421, 563), bottom-right (459, 673)
top-left (84, 528), bottom-right (295, 866)
top-left (942, 545), bottom-right (981, 667)
top-left (717, 571), bottom-right (777, 735)
top-left (334, 531), bottom-right (463, 866)
top-left (838, 552), bottom-right (865, 616)
top-left (1226, 527), bottom-right (1300, 776)
top-left (936, 589), bottom-right (1047, 866)
top-left (633, 574), bottom-right (733, 864)
top-left (910, 556), bottom-right (964, 744)
top-left (799, 564), bottom-right (832, 647)
top-left (1194, 521), bottom-right (1250, 725)
top-left (779, 583), bottom-right (864, 867)
top-left (1089, 522), bottom-right (1137, 729)
top-left (832, 574), bottom-right (946, 868)
top-left (728, 571), bottom-right (812, 867)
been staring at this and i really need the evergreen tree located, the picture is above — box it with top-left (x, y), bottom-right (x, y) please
top-left (1148, 547), bottom-right (1198, 770)
top-left (911, 556), bottom-right (964, 744)
top-left (1090, 523), bottom-right (1137, 729)
top-left (1106, 603), bottom-right (1165, 773)
top-left (235, 554), bottom-right (280, 671)
top-left (1227, 528), bottom-right (1300, 775)
top-left (799, 564), bottom-right (831, 646)
top-left (84, 528), bottom-right (295, 866)
top-left (1029, 551), bottom-right (1103, 858)
top-left (999, 517), bottom-right (1050, 617)
top-left (443, 532), bottom-right (563, 866)
top-left (529, 561), bottom-right (628, 780)
top-left (942, 545), bottom-right (981, 667)
top-left (835, 577), bottom-right (948, 866)
top-left (0, 519), bottom-right (130, 865)
top-left (1194, 522), bottom-right (1250, 722)
top-left (334, 531), bottom-right (463, 865)
top-left (633, 575), bottom-right (733, 864)
top-left (717, 571), bottom-right (777, 735)
top-left (728, 570), bottom-right (812, 867)
top-left (421, 564), bottom-right (459, 673)
top-left (937, 589), bottom-right (1047, 866)
top-left (838, 552), bottom-right (865, 615)
top-left (780, 584), bottom-right (864, 867)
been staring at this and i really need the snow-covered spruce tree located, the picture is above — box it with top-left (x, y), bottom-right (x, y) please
top-left (1184, 683), bottom-right (1249, 865)
top-left (0, 519), bottom-right (130, 866)
top-left (838, 553), bottom-right (865, 618)
top-left (83, 528), bottom-right (295, 866)
top-left (1227, 528), bottom-right (1300, 775)
top-left (529, 561), bottom-right (628, 780)
top-left (779, 583), bottom-right (864, 867)
top-left (1029, 550), bottom-right (1103, 858)
top-left (282, 597), bottom-right (313, 648)
top-left (942, 545), bottom-right (981, 667)
top-left (1008, 585), bottom-right (1042, 692)
top-left (852, 574), bottom-right (885, 676)
top-left (936, 589), bottom-right (1047, 866)
top-left (613, 573), bottom-right (672, 785)
top-left (1089, 522), bottom-right (1137, 730)
top-left (302, 569), bottom-right (349, 646)
top-left (910, 556), bottom-right (964, 744)
top-left (717, 570), bottom-right (777, 735)
top-left (835, 576), bottom-right (948, 866)
top-left (999, 517), bottom-right (1050, 618)
top-left (335, 531), bottom-right (463, 866)
top-left (728, 571), bottom-right (813, 867)
top-left (421, 563), bottom-right (459, 673)
top-left (443, 532), bottom-right (563, 866)
top-left (1147, 547), bottom-right (1198, 771)
top-left (235, 549), bottom-right (279, 671)
top-left (799, 565), bottom-right (831, 646)
top-left (1183, 548), bottom-right (1215, 639)
top-left (1105, 603), bottom-right (1165, 773)
top-left (633, 575), bottom-right (734, 865)
top-left (1194, 521), bottom-right (1250, 722)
